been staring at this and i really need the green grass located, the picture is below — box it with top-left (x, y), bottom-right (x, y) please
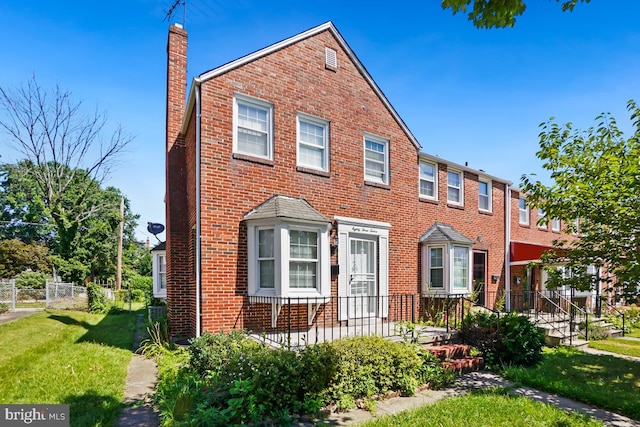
top-left (357, 388), bottom-right (603, 427)
top-left (589, 337), bottom-right (640, 358)
top-left (502, 347), bottom-right (640, 420)
top-left (0, 309), bottom-right (139, 427)
top-left (627, 329), bottom-right (640, 338)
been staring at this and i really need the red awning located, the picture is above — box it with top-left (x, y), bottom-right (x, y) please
top-left (510, 242), bottom-right (558, 263)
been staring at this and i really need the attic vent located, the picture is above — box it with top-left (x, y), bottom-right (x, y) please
top-left (325, 47), bottom-right (337, 71)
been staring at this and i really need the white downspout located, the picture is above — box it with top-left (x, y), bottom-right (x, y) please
top-left (505, 184), bottom-right (511, 312)
top-left (195, 82), bottom-right (202, 337)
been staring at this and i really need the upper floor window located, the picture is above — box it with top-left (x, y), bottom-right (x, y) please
top-left (233, 94), bottom-right (273, 160)
top-left (297, 113), bottom-right (329, 171)
top-left (447, 169), bottom-right (463, 205)
top-left (419, 160), bottom-right (437, 199)
top-left (538, 208), bottom-right (547, 229)
top-left (364, 134), bottom-right (389, 185)
top-left (478, 179), bottom-right (491, 212)
top-left (551, 218), bottom-right (561, 232)
top-left (519, 197), bottom-right (529, 225)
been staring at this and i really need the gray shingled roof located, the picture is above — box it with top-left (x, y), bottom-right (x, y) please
top-left (243, 195), bottom-right (330, 223)
top-left (420, 222), bottom-right (473, 244)
top-left (151, 241), bottom-right (166, 251)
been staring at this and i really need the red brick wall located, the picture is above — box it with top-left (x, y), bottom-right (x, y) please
top-left (195, 29), bottom-right (423, 332)
top-left (417, 166), bottom-right (507, 308)
top-left (166, 25), bottom-right (520, 334)
top-left (166, 24), bottom-right (195, 337)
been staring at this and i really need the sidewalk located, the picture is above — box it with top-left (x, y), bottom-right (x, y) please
top-left (316, 371), bottom-right (640, 427)
top-left (115, 314), bottom-right (160, 427)
top-left (0, 308), bottom-right (42, 325)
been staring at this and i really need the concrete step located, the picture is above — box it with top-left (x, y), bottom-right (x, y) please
top-left (427, 344), bottom-right (472, 361)
top-left (441, 356), bottom-right (484, 374)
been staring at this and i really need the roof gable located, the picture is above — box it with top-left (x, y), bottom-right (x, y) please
top-left (243, 195), bottom-right (330, 223)
top-left (184, 22), bottom-right (420, 150)
top-left (420, 222), bottom-right (473, 244)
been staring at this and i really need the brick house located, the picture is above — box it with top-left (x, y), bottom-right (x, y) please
top-left (164, 21), bottom-right (576, 339)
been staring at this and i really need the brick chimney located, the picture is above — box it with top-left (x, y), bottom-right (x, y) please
top-left (165, 23), bottom-right (193, 337)
top-left (166, 23), bottom-right (187, 151)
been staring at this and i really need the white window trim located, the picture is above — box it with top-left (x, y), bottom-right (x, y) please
top-left (478, 178), bottom-right (492, 212)
top-left (363, 133), bottom-right (390, 185)
top-left (551, 218), bottom-right (561, 232)
top-left (296, 112), bottom-right (330, 172)
top-left (447, 168), bottom-right (464, 206)
top-left (538, 208), bottom-right (547, 229)
top-left (232, 93), bottom-right (274, 160)
top-left (427, 245), bottom-right (446, 289)
top-left (519, 198), bottom-right (530, 225)
top-left (419, 160), bottom-right (438, 200)
top-left (152, 251), bottom-right (167, 298)
top-left (421, 243), bottom-right (472, 296)
top-left (247, 220), bottom-right (330, 298)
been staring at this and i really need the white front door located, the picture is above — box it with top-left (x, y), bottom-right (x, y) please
top-left (349, 237), bottom-right (376, 318)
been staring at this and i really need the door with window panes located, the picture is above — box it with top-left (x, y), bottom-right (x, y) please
top-left (348, 237), bottom-right (376, 318)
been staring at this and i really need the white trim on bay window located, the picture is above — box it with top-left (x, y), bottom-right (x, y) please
top-left (247, 220), bottom-right (330, 298)
top-left (421, 243), bottom-right (472, 295)
top-left (233, 93), bottom-right (274, 160)
top-left (297, 113), bottom-right (329, 171)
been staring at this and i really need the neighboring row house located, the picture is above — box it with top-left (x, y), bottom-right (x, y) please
top-left (164, 22), bottom-right (581, 339)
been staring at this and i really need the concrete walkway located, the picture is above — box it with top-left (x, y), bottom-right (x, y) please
top-left (316, 370), bottom-right (640, 426)
top-left (115, 314), bottom-right (160, 427)
top-left (0, 308), bottom-right (42, 325)
top-left (113, 330), bottom-right (640, 427)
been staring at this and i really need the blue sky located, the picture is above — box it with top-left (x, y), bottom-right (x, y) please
top-left (2, 1), bottom-right (639, 242)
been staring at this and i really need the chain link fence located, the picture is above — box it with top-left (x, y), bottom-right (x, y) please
top-left (0, 280), bottom-right (87, 311)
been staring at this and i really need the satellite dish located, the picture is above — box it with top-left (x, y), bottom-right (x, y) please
top-left (147, 222), bottom-right (165, 236)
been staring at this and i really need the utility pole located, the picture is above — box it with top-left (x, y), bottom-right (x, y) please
top-left (116, 196), bottom-right (124, 290)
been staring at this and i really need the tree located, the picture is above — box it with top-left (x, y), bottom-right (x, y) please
top-left (0, 161), bottom-right (141, 283)
top-left (0, 76), bottom-right (133, 257)
top-left (520, 100), bottom-right (640, 301)
top-left (0, 239), bottom-right (51, 278)
top-left (442, 0), bottom-right (590, 29)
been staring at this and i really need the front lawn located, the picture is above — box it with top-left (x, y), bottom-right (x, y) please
top-left (502, 347), bottom-right (640, 420)
top-left (589, 337), bottom-right (640, 358)
top-left (357, 389), bottom-right (604, 427)
top-left (0, 309), bottom-right (139, 427)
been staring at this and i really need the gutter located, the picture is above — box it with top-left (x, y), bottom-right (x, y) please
top-left (195, 81), bottom-right (202, 337)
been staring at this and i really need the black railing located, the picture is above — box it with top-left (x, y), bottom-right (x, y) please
top-left (598, 296), bottom-right (626, 337)
top-left (244, 294), bottom-right (420, 348)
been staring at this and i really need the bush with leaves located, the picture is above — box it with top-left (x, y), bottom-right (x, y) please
top-left (15, 271), bottom-right (48, 289)
top-left (87, 283), bottom-right (113, 313)
top-left (157, 332), bottom-right (455, 425)
top-left (460, 311), bottom-right (544, 368)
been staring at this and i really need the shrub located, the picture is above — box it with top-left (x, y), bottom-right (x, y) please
top-left (15, 271), bottom-right (48, 289)
top-left (460, 311), bottom-right (544, 368)
top-left (87, 283), bottom-right (114, 313)
top-left (318, 335), bottom-right (425, 409)
top-left (0, 303), bottom-right (9, 314)
top-left (127, 275), bottom-right (152, 303)
top-left (161, 333), bottom-right (456, 425)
